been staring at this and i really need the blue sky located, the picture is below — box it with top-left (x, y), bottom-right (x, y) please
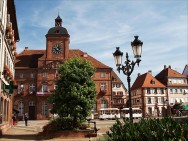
top-left (14, 0), bottom-right (188, 86)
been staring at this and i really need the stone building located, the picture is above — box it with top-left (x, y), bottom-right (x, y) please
top-left (14, 15), bottom-right (122, 120)
top-left (0, 0), bottom-right (19, 133)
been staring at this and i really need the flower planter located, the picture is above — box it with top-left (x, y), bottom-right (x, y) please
top-left (39, 129), bottom-right (96, 140)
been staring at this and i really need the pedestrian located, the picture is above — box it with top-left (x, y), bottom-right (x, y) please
top-left (12, 115), bottom-right (16, 125)
top-left (24, 113), bottom-right (28, 126)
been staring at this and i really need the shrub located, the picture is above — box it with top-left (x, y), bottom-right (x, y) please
top-left (43, 117), bottom-right (74, 132)
top-left (107, 117), bottom-right (188, 141)
top-left (43, 117), bottom-right (89, 132)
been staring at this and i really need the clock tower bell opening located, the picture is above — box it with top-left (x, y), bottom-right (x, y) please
top-left (46, 15), bottom-right (70, 59)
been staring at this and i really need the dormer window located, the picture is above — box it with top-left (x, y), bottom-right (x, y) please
top-left (55, 30), bottom-right (60, 33)
top-left (150, 80), bottom-right (155, 84)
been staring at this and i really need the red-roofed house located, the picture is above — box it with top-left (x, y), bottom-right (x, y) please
top-left (13, 16), bottom-right (120, 120)
top-left (155, 65), bottom-right (188, 106)
top-left (131, 71), bottom-right (167, 117)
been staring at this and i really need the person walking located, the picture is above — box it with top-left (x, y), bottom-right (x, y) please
top-left (24, 113), bottom-right (28, 126)
top-left (12, 115), bottom-right (16, 125)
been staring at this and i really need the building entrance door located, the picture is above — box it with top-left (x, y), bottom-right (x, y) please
top-left (29, 106), bottom-right (35, 120)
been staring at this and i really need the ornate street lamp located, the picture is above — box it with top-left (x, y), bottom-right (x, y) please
top-left (113, 36), bottom-right (143, 122)
top-left (165, 99), bottom-right (171, 117)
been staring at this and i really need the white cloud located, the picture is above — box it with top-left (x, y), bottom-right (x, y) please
top-left (15, 0), bottom-right (188, 86)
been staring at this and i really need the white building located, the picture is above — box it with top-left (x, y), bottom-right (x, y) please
top-left (131, 71), bottom-right (167, 118)
top-left (0, 0), bottom-right (19, 133)
top-left (156, 65), bottom-right (188, 106)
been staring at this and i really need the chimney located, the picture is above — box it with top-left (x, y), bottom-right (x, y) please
top-left (25, 47), bottom-right (28, 50)
top-left (83, 53), bottom-right (88, 58)
top-left (138, 73), bottom-right (140, 77)
top-left (169, 65), bottom-right (171, 69)
top-left (148, 70), bottom-right (152, 74)
top-left (164, 65), bottom-right (166, 69)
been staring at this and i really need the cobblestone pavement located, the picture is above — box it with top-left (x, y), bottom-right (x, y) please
top-left (0, 120), bottom-right (109, 141)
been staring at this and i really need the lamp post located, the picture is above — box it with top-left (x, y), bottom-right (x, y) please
top-left (165, 99), bottom-right (171, 117)
top-left (113, 36), bottom-right (143, 122)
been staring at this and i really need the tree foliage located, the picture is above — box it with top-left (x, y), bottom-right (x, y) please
top-left (107, 117), bottom-right (188, 141)
top-left (48, 58), bottom-right (96, 127)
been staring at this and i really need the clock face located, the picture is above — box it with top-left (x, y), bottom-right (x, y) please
top-left (52, 44), bottom-right (63, 54)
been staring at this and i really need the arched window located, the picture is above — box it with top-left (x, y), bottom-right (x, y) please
top-left (101, 100), bottom-right (108, 108)
top-left (18, 101), bottom-right (24, 116)
top-left (42, 101), bottom-right (48, 116)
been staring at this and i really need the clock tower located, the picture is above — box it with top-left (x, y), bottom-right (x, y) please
top-left (45, 15), bottom-right (70, 59)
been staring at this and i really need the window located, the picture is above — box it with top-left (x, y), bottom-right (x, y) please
top-left (175, 89), bottom-right (178, 93)
top-left (42, 101), bottom-right (48, 116)
top-left (147, 97), bottom-right (151, 104)
top-left (161, 97), bottom-right (164, 103)
top-left (20, 83), bottom-right (24, 92)
top-left (146, 88), bottom-right (151, 94)
top-left (100, 73), bottom-right (105, 78)
top-left (30, 73), bottom-right (34, 78)
top-left (112, 84), bottom-right (116, 88)
top-left (148, 107), bottom-right (152, 115)
top-left (117, 91), bottom-right (123, 95)
top-left (160, 88), bottom-right (164, 94)
top-left (101, 100), bottom-right (108, 108)
top-left (29, 84), bottom-right (35, 93)
top-left (170, 89), bottom-right (173, 93)
top-left (100, 83), bottom-right (106, 91)
top-left (29, 101), bottom-right (35, 106)
top-left (150, 80), bottom-right (155, 84)
top-left (43, 72), bottom-right (48, 77)
top-left (154, 88), bottom-right (157, 94)
top-left (136, 99), bottom-right (140, 104)
top-left (42, 83), bottom-right (48, 92)
top-left (180, 89), bottom-right (183, 93)
top-left (113, 92), bottom-right (116, 95)
top-left (54, 84), bottom-right (57, 90)
top-left (20, 73), bottom-right (23, 78)
top-left (18, 101), bottom-right (24, 116)
top-left (155, 97), bottom-right (158, 103)
top-left (116, 84), bottom-right (121, 88)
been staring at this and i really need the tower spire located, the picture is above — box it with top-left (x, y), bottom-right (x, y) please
top-left (55, 14), bottom-right (62, 27)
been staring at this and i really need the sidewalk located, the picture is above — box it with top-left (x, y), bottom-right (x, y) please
top-left (0, 120), bottom-right (106, 141)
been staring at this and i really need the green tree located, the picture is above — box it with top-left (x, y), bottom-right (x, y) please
top-left (48, 58), bottom-right (96, 127)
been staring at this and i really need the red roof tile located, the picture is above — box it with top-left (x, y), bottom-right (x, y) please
top-left (69, 49), bottom-right (111, 69)
top-left (155, 66), bottom-right (187, 85)
top-left (15, 49), bottom-right (111, 69)
top-left (131, 72), bottom-right (166, 90)
top-left (15, 50), bottom-right (45, 68)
